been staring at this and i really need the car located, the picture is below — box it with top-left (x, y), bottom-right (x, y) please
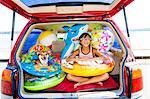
top-left (1, 0), bottom-right (143, 98)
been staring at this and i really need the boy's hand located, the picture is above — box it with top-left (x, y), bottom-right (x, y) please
top-left (66, 58), bottom-right (77, 62)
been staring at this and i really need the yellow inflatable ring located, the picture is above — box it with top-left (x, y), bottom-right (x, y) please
top-left (61, 56), bottom-right (115, 77)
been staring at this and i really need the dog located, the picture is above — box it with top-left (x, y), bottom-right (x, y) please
top-left (35, 50), bottom-right (51, 66)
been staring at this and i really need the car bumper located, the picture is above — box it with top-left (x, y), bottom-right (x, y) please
top-left (1, 93), bottom-right (13, 99)
top-left (131, 90), bottom-right (143, 99)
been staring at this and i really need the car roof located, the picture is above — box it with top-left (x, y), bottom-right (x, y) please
top-left (1, 0), bottom-right (133, 20)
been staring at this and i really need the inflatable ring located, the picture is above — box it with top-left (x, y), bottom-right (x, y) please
top-left (21, 62), bottom-right (62, 77)
top-left (61, 56), bottom-right (114, 77)
top-left (24, 72), bottom-right (66, 91)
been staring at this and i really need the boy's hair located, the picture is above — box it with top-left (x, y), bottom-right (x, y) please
top-left (79, 33), bottom-right (91, 40)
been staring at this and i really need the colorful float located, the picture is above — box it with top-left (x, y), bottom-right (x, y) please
top-left (21, 44), bottom-right (62, 77)
top-left (61, 24), bottom-right (88, 59)
top-left (61, 56), bottom-right (114, 77)
top-left (91, 29), bottom-right (114, 52)
top-left (36, 31), bottom-right (57, 46)
top-left (21, 43), bottom-right (65, 91)
top-left (24, 72), bottom-right (66, 91)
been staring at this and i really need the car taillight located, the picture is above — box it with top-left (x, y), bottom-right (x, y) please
top-left (1, 69), bottom-right (13, 95)
top-left (132, 68), bottom-right (142, 79)
top-left (132, 68), bottom-right (143, 93)
top-left (1, 80), bottom-right (12, 95)
top-left (2, 69), bottom-right (12, 81)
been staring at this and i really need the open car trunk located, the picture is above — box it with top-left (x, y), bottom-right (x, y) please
top-left (15, 21), bottom-right (127, 98)
top-left (0, 0), bottom-right (134, 98)
top-left (1, 0), bottom-right (133, 19)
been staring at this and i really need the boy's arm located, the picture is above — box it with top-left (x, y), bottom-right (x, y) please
top-left (92, 48), bottom-right (103, 57)
top-left (66, 50), bottom-right (79, 62)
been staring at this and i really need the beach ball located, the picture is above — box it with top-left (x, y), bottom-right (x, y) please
top-left (92, 29), bottom-right (114, 52)
top-left (37, 31), bottom-right (57, 46)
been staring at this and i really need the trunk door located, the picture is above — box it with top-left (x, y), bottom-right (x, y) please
top-left (1, 0), bottom-right (133, 19)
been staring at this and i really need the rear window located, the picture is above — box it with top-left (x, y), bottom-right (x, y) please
top-left (21, 0), bottom-right (115, 7)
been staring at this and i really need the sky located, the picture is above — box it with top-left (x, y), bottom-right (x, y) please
top-left (0, 0), bottom-right (150, 32)
top-left (112, 0), bottom-right (150, 30)
top-left (0, 4), bottom-right (28, 32)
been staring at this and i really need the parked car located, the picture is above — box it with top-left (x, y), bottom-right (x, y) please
top-left (1, 0), bottom-right (143, 98)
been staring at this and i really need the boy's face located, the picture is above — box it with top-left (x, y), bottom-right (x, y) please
top-left (80, 35), bottom-right (91, 47)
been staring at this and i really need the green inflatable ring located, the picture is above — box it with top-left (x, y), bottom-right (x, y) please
top-left (24, 73), bottom-right (66, 91)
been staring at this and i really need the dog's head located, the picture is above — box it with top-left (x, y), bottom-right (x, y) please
top-left (37, 51), bottom-right (50, 66)
top-left (39, 51), bottom-right (48, 60)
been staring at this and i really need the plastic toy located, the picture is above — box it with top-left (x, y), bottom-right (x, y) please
top-left (21, 51), bottom-right (38, 63)
top-left (61, 24), bottom-right (88, 59)
top-left (61, 56), bottom-right (114, 77)
top-left (21, 44), bottom-right (62, 77)
top-left (92, 29), bottom-right (114, 52)
top-left (24, 72), bottom-right (66, 91)
top-left (37, 31), bottom-right (57, 46)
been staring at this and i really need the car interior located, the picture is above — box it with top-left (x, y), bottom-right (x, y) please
top-left (15, 21), bottom-right (127, 96)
